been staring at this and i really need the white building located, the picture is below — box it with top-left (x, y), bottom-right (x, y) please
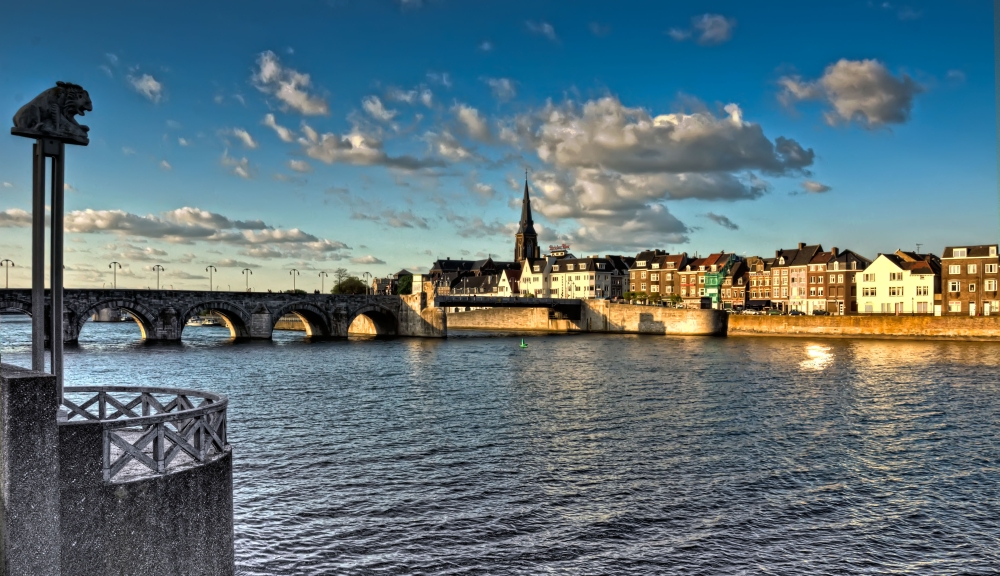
top-left (856, 251), bottom-right (939, 314)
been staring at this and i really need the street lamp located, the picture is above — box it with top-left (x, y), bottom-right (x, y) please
top-left (362, 271), bottom-right (372, 296)
top-left (109, 261), bottom-right (121, 289)
top-left (318, 271), bottom-right (328, 293)
top-left (242, 268), bottom-right (252, 292)
top-left (205, 265), bottom-right (217, 292)
top-left (152, 264), bottom-right (164, 290)
top-left (0, 259), bottom-right (13, 289)
top-left (289, 268), bottom-right (299, 292)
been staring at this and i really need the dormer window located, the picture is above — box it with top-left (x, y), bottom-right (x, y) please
top-left (667, 262), bottom-right (675, 269)
top-left (954, 248), bottom-right (967, 258)
top-left (851, 262), bottom-right (857, 270)
top-left (636, 260), bottom-right (646, 267)
top-left (533, 265), bottom-right (540, 272)
top-left (567, 264), bottom-right (575, 271)
top-left (652, 263), bottom-right (660, 269)
top-left (711, 265), bottom-right (717, 272)
top-left (992, 246), bottom-right (998, 256)
top-left (578, 263), bottom-right (586, 270)
top-left (779, 257), bottom-right (785, 265)
top-left (553, 265), bottom-right (559, 271)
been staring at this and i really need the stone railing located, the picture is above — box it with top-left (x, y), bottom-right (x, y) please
top-left (60, 386), bottom-right (228, 482)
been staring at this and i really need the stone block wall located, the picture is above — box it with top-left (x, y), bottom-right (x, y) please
top-left (728, 314), bottom-right (1000, 340)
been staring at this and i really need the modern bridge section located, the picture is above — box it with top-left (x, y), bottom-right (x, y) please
top-left (434, 295), bottom-right (583, 320)
top-left (0, 289), bottom-right (446, 342)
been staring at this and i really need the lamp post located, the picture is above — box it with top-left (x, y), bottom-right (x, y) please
top-left (152, 264), bottom-right (164, 290)
top-left (318, 271), bottom-right (328, 293)
top-left (109, 261), bottom-right (121, 289)
top-left (205, 265), bottom-right (216, 292)
top-left (289, 268), bottom-right (299, 292)
top-left (362, 271), bottom-right (372, 296)
top-left (242, 268), bottom-right (252, 292)
top-left (0, 259), bottom-right (13, 289)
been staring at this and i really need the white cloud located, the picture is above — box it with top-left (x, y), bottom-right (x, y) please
top-left (484, 77), bottom-right (517, 102)
top-left (252, 50), bottom-right (329, 116)
top-left (64, 183), bottom-right (78, 193)
top-left (669, 14), bottom-right (736, 45)
top-left (427, 131), bottom-right (477, 162)
top-left (778, 59), bottom-right (923, 128)
top-left (479, 41), bottom-right (494, 52)
top-left (386, 87), bottom-right (434, 107)
top-left (2, 182), bottom-right (12, 188)
top-left (178, 138), bottom-right (190, 146)
top-left (801, 180), bottom-right (832, 193)
top-left (227, 128), bottom-right (259, 149)
top-left (221, 150), bottom-right (254, 179)
top-left (361, 96), bottom-right (398, 121)
top-left (127, 73), bottom-right (164, 103)
top-left (526, 21), bottom-right (558, 42)
top-left (350, 255), bottom-right (386, 265)
top-left (262, 113), bottom-right (296, 142)
top-left (287, 159), bottom-right (312, 173)
top-left (426, 72), bottom-right (452, 88)
top-left (0, 208), bottom-right (32, 227)
top-left (454, 104), bottom-right (491, 141)
top-left (298, 123), bottom-right (443, 171)
top-left (122, 147), bottom-right (136, 155)
top-left (471, 182), bottom-right (496, 200)
top-left (159, 160), bottom-right (172, 171)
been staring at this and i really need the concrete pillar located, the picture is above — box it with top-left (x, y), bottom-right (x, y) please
top-left (249, 305), bottom-right (274, 340)
top-left (0, 363), bottom-right (62, 576)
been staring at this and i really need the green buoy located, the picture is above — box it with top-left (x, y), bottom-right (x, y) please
top-left (519, 338), bottom-right (528, 349)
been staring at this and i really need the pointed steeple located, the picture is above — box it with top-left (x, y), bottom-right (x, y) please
top-left (517, 177), bottom-right (536, 234)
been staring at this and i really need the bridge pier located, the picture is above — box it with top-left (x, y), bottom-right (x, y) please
top-left (249, 305), bottom-right (274, 340)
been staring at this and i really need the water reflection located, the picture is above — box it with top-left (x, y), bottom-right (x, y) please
top-left (800, 343), bottom-right (834, 371)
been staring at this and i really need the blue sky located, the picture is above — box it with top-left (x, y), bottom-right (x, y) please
top-left (0, 0), bottom-right (994, 290)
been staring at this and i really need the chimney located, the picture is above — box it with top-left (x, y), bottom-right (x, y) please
top-left (831, 247), bottom-right (839, 257)
top-left (798, 242), bottom-right (806, 250)
top-left (447, 257), bottom-right (450, 260)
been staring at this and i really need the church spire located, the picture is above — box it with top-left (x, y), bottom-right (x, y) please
top-left (517, 176), bottom-right (535, 235)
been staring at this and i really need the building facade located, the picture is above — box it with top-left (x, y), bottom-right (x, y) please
top-left (628, 250), bottom-right (688, 301)
top-left (941, 244), bottom-right (999, 316)
top-left (857, 250), bottom-right (939, 314)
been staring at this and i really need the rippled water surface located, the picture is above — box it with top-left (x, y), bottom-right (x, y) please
top-left (3, 317), bottom-right (999, 575)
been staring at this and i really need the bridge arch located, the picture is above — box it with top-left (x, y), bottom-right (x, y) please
top-left (0, 296), bottom-right (32, 316)
top-left (181, 301), bottom-right (252, 339)
top-left (271, 302), bottom-right (332, 338)
top-left (347, 303), bottom-right (398, 336)
top-left (73, 299), bottom-right (159, 342)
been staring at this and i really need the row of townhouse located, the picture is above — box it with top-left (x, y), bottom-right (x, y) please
top-left (623, 242), bottom-right (1000, 316)
top-left (519, 248), bottom-right (633, 298)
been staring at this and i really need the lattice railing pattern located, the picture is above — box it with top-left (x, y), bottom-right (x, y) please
top-left (61, 386), bottom-right (228, 482)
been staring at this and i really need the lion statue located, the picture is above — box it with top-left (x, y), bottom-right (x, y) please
top-left (11, 81), bottom-right (92, 145)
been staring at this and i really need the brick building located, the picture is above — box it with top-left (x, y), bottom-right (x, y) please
top-left (941, 244), bottom-right (999, 315)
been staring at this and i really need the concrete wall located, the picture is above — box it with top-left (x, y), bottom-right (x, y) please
top-left (729, 314), bottom-right (1000, 340)
top-left (0, 365), bottom-right (61, 576)
top-left (447, 302), bottom-right (728, 336)
top-left (58, 422), bottom-right (234, 576)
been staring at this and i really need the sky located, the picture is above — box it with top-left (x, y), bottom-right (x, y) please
top-left (0, 0), bottom-right (995, 291)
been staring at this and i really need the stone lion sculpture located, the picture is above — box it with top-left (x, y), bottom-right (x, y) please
top-left (11, 81), bottom-right (92, 145)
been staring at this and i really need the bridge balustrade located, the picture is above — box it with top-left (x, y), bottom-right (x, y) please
top-left (60, 385), bottom-right (228, 482)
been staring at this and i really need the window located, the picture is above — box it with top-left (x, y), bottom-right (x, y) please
top-left (889, 272), bottom-right (903, 281)
top-left (968, 264), bottom-right (978, 274)
top-left (949, 281), bottom-right (961, 292)
top-left (699, 276), bottom-right (705, 284)
top-left (641, 271), bottom-right (647, 279)
top-left (917, 302), bottom-right (928, 313)
top-left (680, 288), bottom-right (686, 296)
top-left (666, 273), bottom-right (673, 281)
top-left (640, 283), bottom-right (646, 291)
top-left (782, 288), bottom-right (788, 297)
top-left (809, 287), bottom-right (816, 296)
top-left (651, 263), bottom-right (659, 269)
top-left (838, 274), bottom-right (844, 284)
top-left (699, 288), bottom-right (706, 296)
top-left (553, 265), bottom-right (559, 271)
top-left (992, 246), bottom-right (998, 256)
top-left (987, 264), bottom-right (998, 274)
top-left (987, 280), bottom-right (997, 291)
top-left (953, 248), bottom-right (967, 258)
top-left (818, 287), bottom-right (824, 296)
top-left (865, 304), bottom-right (873, 313)
top-left (651, 285), bottom-right (660, 292)
top-left (889, 287), bottom-right (903, 296)
top-left (665, 286), bottom-right (672, 294)
top-left (597, 263), bottom-right (605, 270)
top-left (949, 301), bottom-right (962, 312)
top-left (631, 284), bottom-right (635, 291)
top-left (863, 273), bottom-right (875, 282)
top-left (969, 283), bottom-right (976, 292)
top-left (533, 265), bottom-right (540, 272)
top-left (829, 275), bottom-right (836, 284)
top-left (567, 264), bottom-right (575, 271)
top-left (948, 265), bottom-right (960, 275)
top-left (916, 286), bottom-right (929, 296)
top-left (630, 271), bottom-right (635, 279)
top-left (636, 260), bottom-right (646, 267)
top-left (651, 273), bottom-right (659, 281)
top-left (862, 287), bottom-right (877, 297)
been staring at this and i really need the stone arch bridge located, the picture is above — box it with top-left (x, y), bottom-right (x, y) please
top-left (0, 289), bottom-right (446, 342)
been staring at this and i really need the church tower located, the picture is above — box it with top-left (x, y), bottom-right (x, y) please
top-left (514, 178), bottom-right (539, 263)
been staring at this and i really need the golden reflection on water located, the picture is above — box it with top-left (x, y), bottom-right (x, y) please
top-left (799, 343), bottom-right (833, 371)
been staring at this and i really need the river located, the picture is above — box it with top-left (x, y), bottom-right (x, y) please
top-left (2, 316), bottom-right (999, 575)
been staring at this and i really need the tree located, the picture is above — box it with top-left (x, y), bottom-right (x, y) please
top-left (669, 293), bottom-right (683, 307)
top-left (333, 268), bottom-right (349, 287)
top-left (395, 275), bottom-right (412, 295)
top-left (332, 276), bottom-right (367, 294)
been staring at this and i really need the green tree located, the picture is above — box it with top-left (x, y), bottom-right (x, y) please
top-left (395, 275), bottom-right (412, 295)
top-left (332, 276), bottom-right (367, 294)
top-left (669, 293), bottom-right (683, 306)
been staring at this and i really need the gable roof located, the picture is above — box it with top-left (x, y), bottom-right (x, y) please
top-left (942, 245), bottom-right (998, 258)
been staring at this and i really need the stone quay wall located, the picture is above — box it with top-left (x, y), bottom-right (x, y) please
top-left (728, 314), bottom-right (1000, 340)
top-left (447, 301), bottom-right (727, 336)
